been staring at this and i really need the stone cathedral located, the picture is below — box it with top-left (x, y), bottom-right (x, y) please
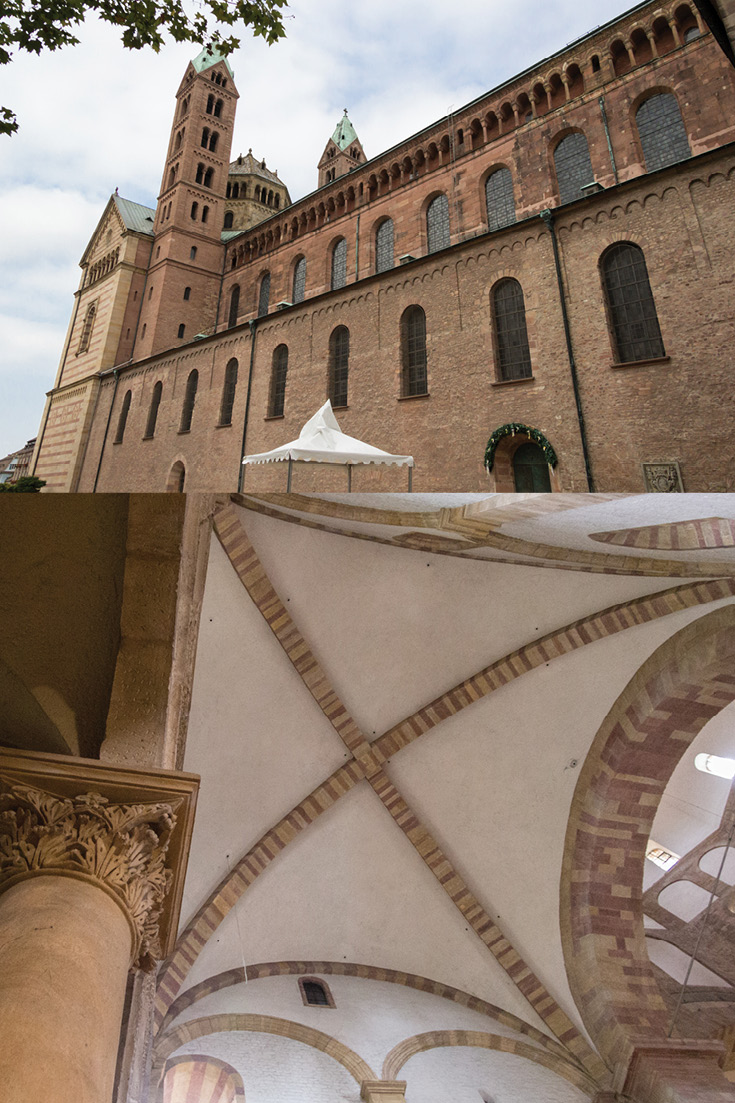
top-left (29, 0), bottom-right (735, 496)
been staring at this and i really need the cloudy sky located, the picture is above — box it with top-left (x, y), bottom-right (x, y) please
top-left (0, 0), bottom-right (634, 458)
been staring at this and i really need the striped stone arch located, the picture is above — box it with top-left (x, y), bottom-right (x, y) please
top-left (153, 1013), bottom-right (377, 1090)
top-left (163, 1055), bottom-right (245, 1103)
top-left (381, 1030), bottom-right (597, 1096)
top-left (561, 604), bottom-right (735, 1070)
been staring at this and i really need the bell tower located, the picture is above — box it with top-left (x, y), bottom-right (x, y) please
top-left (318, 110), bottom-right (366, 188)
top-left (134, 47), bottom-right (239, 359)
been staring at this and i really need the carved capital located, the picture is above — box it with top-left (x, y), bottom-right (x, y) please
top-left (0, 777), bottom-right (180, 969)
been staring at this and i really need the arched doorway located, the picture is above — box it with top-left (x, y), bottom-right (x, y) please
top-left (166, 461), bottom-right (186, 493)
top-left (512, 442), bottom-right (551, 492)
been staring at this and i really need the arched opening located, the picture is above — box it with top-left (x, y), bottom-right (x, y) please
top-left (166, 460), bottom-right (186, 493)
top-left (512, 442), bottom-right (552, 492)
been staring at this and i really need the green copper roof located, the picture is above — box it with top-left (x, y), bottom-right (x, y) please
top-left (331, 110), bottom-right (358, 150)
top-left (113, 195), bottom-right (155, 235)
top-left (192, 45), bottom-right (234, 78)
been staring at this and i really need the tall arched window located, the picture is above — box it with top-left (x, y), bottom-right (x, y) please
top-left (201, 127), bottom-right (209, 148)
top-left (601, 243), bottom-right (665, 363)
top-left (636, 94), bottom-right (691, 172)
top-left (331, 238), bottom-right (347, 290)
top-left (219, 358), bottom-right (238, 426)
top-left (223, 211), bottom-right (233, 229)
top-left (426, 194), bottom-right (450, 253)
top-left (292, 257), bottom-right (306, 304)
top-left (180, 369), bottom-right (198, 432)
top-left (269, 345), bottom-right (288, 417)
top-left (114, 390), bottom-right (132, 443)
top-left (258, 273), bottom-right (271, 318)
top-left (401, 306), bottom-right (428, 396)
top-left (206, 93), bottom-right (214, 114)
top-left (228, 284), bottom-right (240, 328)
top-left (375, 219), bottom-right (394, 273)
top-left (77, 301), bottom-right (97, 353)
top-left (553, 132), bottom-right (594, 205)
top-left (144, 381), bottom-right (163, 438)
top-left (214, 98), bottom-right (223, 118)
top-left (328, 326), bottom-right (350, 407)
top-left (204, 167), bottom-right (214, 188)
top-left (195, 162), bottom-right (205, 183)
top-left (485, 167), bottom-right (516, 231)
top-left (209, 131), bottom-right (218, 153)
top-left (492, 279), bottom-right (532, 381)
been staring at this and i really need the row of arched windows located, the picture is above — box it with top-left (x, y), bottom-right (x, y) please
top-left (113, 358), bottom-right (241, 445)
top-left (205, 94), bottom-right (223, 117)
top-left (86, 247), bottom-right (119, 286)
top-left (200, 127), bottom-right (219, 153)
top-left (195, 163), bottom-right (215, 188)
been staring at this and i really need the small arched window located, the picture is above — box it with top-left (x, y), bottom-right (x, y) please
top-left (214, 98), bottom-right (223, 118)
top-left (167, 460), bottom-right (186, 493)
top-left (228, 284), bottom-right (240, 328)
top-left (183, 287), bottom-right (191, 300)
top-left (206, 93), bottom-right (215, 114)
top-left (328, 326), bottom-right (349, 407)
top-left (219, 358), bottom-right (238, 426)
top-left (201, 127), bottom-right (210, 149)
top-left (180, 369), bottom-right (198, 432)
top-left (269, 345), bottom-right (288, 417)
top-left (195, 162), bottom-right (205, 184)
top-left (301, 979), bottom-right (332, 1007)
top-left (292, 257), bottom-right (306, 304)
top-left (223, 211), bottom-right (233, 229)
top-left (554, 132), bottom-right (594, 205)
top-left (209, 131), bottom-right (219, 153)
top-left (375, 219), bottom-right (394, 274)
top-left (144, 381), bottom-right (163, 438)
top-left (401, 306), bottom-right (428, 397)
top-left (258, 273), bottom-right (271, 318)
top-left (114, 390), bottom-right (132, 443)
top-left (635, 94), bottom-right (691, 172)
top-left (232, 182), bottom-right (239, 199)
top-left (331, 238), bottom-right (347, 290)
top-left (601, 243), bottom-right (665, 364)
top-left (201, 206), bottom-right (209, 224)
top-left (204, 167), bottom-right (214, 188)
top-left (492, 279), bottom-right (532, 381)
top-left (190, 202), bottom-right (198, 220)
top-left (485, 167), bottom-right (516, 231)
top-left (426, 194), bottom-right (450, 253)
top-left (77, 301), bottom-right (97, 353)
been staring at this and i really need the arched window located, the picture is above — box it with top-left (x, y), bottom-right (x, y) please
top-left (183, 286), bottom-right (191, 300)
top-left (190, 201), bottom-right (198, 220)
top-left (492, 279), bottom-right (532, 381)
top-left (375, 219), bottom-right (394, 273)
top-left (228, 284), bottom-right (240, 328)
top-left (292, 257), bottom-right (306, 304)
top-left (77, 301), bottom-right (97, 353)
top-left (209, 131), bottom-right (218, 153)
top-left (177, 323), bottom-right (186, 339)
top-left (513, 442), bottom-right (551, 492)
top-left (258, 273), bottom-right (271, 318)
top-left (223, 211), bottom-right (233, 229)
top-left (328, 326), bottom-right (349, 407)
top-left (214, 98), bottom-right (223, 118)
top-left (485, 167), bottom-right (516, 231)
top-left (144, 381), bottom-right (163, 438)
top-left (426, 194), bottom-right (450, 253)
top-left (401, 306), bottom-right (428, 397)
top-left (201, 206), bottom-right (209, 224)
top-left (331, 238), bottom-right (347, 290)
top-left (195, 162), bottom-right (205, 184)
top-left (301, 979), bottom-right (332, 1006)
top-left (206, 93), bottom-right (215, 114)
top-left (232, 182), bottom-right (239, 199)
top-left (114, 390), bottom-right (132, 443)
top-left (204, 167), bottom-right (214, 188)
top-left (201, 127), bottom-right (209, 149)
top-left (636, 94), bottom-right (691, 172)
top-left (219, 358), bottom-right (238, 425)
top-left (553, 132), bottom-right (594, 205)
top-left (167, 460), bottom-right (186, 493)
top-left (180, 369), bottom-right (198, 432)
top-left (601, 243), bottom-right (665, 363)
top-left (269, 345), bottom-right (288, 417)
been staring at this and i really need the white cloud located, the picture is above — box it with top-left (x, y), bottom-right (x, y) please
top-left (0, 0), bottom-right (631, 455)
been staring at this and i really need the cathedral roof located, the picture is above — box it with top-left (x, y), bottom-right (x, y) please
top-left (192, 44), bottom-right (235, 77)
top-left (113, 195), bottom-right (155, 235)
top-left (331, 109), bottom-right (358, 150)
top-left (228, 151), bottom-right (284, 185)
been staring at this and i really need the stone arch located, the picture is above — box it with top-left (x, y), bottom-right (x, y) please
top-left (382, 1031), bottom-right (596, 1096)
top-left (162, 1055), bottom-right (245, 1102)
top-left (561, 604), bottom-right (735, 1069)
top-left (153, 1013), bottom-right (377, 1089)
top-left (166, 459), bottom-right (186, 493)
top-left (484, 424), bottom-right (559, 493)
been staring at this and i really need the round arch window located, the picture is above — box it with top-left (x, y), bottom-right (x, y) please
top-left (513, 442), bottom-right (551, 492)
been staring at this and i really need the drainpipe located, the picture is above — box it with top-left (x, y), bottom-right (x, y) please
top-left (598, 96), bottom-right (619, 184)
top-left (92, 368), bottom-right (120, 492)
top-left (539, 209), bottom-right (594, 492)
top-left (237, 319), bottom-right (259, 492)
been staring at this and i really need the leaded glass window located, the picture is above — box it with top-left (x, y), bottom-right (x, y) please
top-left (114, 390), bottom-right (132, 443)
top-left (636, 94), bottom-right (690, 172)
top-left (401, 306), bottom-right (428, 396)
top-left (601, 243), bottom-right (665, 363)
top-left (485, 168), bottom-right (516, 231)
top-left (144, 381), bottom-right (162, 438)
top-left (180, 370), bottom-right (198, 432)
top-left (258, 273), bottom-right (270, 318)
top-left (376, 219), bottom-right (394, 273)
top-left (219, 358), bottom-right (238, 425)
top-left (331, 238), bottom-right (347, 290)
top-left (553, 132), bottom-right (594, 205)
top-left (426, 194), bottom-right (450, 254)
top-left (292, 257), bottom-right (306, 304)
top-left (303, 981), bottom-right (329, 1006)
top-left (493, 279), bottom-right (532, 381)
top-left (269, 345), bottom-right (288, 416)
top-left (328, 326), bottom-right (349, 407)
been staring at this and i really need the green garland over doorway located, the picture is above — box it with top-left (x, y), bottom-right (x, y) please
top-left (484, 423), bottom-right (558, 472)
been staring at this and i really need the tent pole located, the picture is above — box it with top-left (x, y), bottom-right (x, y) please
top-left (287, 458), bottom-right (293, 493)
top-left (408, 466), bottom-right (413, 492)
top-left (347, 465), bottom-right (352, 493)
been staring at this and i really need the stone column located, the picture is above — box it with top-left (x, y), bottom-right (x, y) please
top-left (361, 1082), bottom-right (408, 1103)
top-left (615, 1040), bottom-right (735, 1102)
top-left (0, 753), bottom-right (198, 1103)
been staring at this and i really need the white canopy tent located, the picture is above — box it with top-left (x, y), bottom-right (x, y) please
top-left (242, 401), bottom-right (415, 491)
